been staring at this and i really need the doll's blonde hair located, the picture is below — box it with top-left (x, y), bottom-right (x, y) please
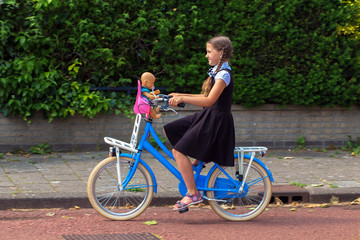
top-left (201, 36), bottom-right (233, 97)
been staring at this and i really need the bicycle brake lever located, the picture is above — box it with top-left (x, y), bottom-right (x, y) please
top-left (167, 107), bottom-right (179, 115)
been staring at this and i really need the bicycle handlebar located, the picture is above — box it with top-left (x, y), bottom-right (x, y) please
top-left (166, 95), bottom-right (185, 108)
top-left (152, 94), bottom-right (185, 115)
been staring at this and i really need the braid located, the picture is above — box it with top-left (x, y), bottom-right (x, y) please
top-left (201, 48), bottom-right (226, 96)
top-left (214, 48), bottom-right (226, 73)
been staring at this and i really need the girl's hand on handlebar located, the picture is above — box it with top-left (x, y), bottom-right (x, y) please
top-left (169, 96), bottom-right (183, 107)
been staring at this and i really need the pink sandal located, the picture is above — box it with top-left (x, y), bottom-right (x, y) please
top-left (173, 191), bottom-right (203, 211)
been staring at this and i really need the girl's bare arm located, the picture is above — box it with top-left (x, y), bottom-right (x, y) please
top-left (169, 80), bottom-right (226, 108)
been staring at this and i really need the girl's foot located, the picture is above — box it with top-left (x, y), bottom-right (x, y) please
top-left (173, 191), bottom-right (203, 211)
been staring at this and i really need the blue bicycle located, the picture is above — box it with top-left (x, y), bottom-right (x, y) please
top-left (87, 89), bottom-right (273, 221)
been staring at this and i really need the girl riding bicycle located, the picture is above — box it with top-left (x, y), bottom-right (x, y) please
top-left (164, 35), bottom-right (235, 211)
top-left (88, 37), bottom-right (272, 220)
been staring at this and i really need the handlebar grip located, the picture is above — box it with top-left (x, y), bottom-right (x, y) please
top-left (164, 95), bottom-right (184, 107)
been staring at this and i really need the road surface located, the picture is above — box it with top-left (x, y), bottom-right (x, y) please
top-left (1, 204), bottom-right (359, 240)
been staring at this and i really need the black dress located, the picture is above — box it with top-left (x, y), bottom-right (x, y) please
top-left (163, 69), bottom-right (235, 166)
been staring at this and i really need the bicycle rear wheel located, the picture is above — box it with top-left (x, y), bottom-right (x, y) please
top-left (207, 157), bottom-right (272, 221)
top-left (87, 157), bottom-right (154, 220)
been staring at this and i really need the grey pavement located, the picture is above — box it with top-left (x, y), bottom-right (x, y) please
top-left (0, 149), bottom-right (359, 209)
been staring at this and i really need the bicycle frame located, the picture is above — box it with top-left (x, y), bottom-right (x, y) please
top-left (106, 115), bottom-right (273, 198)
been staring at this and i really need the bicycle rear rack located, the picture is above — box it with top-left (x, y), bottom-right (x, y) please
top-left (234, 146), bottom-right (267, 155)
top-left (234, 146), bottom-right (268, 192)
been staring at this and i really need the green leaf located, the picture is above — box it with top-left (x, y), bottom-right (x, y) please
top-left (143, 220), bottom-right (157, 226)
top-left (26, 61), bottom-right (34, 73)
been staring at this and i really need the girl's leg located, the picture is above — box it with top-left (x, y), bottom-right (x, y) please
top-left (163, 128), bottom-right (197, 191)
top-left (192, 159), bottom-right (200, 166)
top-left (172, 149), bottom-right (198, 201)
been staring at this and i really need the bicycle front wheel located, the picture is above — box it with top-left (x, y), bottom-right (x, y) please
top-left (87, 157), bottom-right (154, 220)
top-left (207, 157), bottom-right (272, 221)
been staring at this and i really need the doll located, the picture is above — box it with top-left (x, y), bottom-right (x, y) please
top-left (140, 72), bottom-right (161, 119)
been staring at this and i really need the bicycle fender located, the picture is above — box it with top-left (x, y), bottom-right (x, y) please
top-left (120, 153), bottom-right (158, 193)
top-left (205, 155), bottom-right (274, 183)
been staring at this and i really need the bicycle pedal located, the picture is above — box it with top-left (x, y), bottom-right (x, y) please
top-left (178, 207), bottom-right (189, 214)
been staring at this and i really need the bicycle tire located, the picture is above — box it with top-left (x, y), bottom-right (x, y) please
top-left (87, 156), bottom-right (154, 220)
top-left (207, 157), bottom-right (272, 221)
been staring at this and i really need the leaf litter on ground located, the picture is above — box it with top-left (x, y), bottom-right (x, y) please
top-left (143, 220), bottom-right (157, 225)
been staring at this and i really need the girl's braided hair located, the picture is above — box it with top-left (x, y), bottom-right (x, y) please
top-left (201, 35), bottom-right (233, 97)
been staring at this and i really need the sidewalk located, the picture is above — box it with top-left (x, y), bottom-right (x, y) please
top-left (0, 149), bottom-right (359, 209)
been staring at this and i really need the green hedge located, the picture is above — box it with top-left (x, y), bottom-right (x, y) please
top-left (230, 0), bottom-right (360, 107)
top-left (1, 0), bottom-right (359, 121)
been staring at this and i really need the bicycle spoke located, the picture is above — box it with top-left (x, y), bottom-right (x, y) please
top-left (87, 157), bottom-right (154, 220)
top-left (207, 158), bottom-right (272, 221)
